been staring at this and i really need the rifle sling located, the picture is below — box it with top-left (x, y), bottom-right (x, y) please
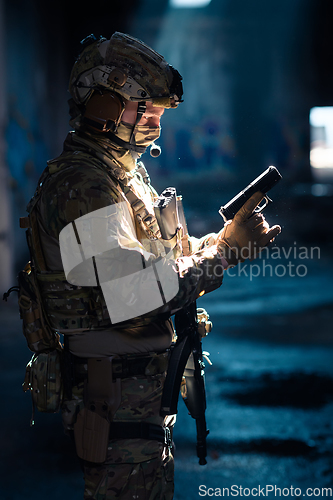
top-left (160, 335), bottom-right (192, 416)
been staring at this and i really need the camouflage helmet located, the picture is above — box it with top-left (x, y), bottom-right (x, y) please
top-left (69, 32), bottom-right (183, 109)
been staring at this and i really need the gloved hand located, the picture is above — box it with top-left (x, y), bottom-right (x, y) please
top-left (217, 191), bottom-right (281, 267)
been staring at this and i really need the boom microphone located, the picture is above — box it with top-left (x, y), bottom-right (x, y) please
top-left (150, 143), bottom-right (161, 157)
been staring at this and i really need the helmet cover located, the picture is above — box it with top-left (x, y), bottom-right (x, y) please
top-left (69, 32), bottom-right (183, 109)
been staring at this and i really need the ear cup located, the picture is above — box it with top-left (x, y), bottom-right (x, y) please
top-left (83, 92), bottom-right (125, 132)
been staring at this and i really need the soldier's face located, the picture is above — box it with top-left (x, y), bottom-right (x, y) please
top-left (121, 101), bottom-right (165, 127)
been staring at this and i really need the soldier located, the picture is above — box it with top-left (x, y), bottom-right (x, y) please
top-left (24, 32), bottom-right (280, 499)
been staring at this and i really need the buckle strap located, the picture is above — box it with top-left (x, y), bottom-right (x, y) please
top-left (123, 185), bottom-right (161, 240)
top-left (109, 422), bottom-right (171, 447)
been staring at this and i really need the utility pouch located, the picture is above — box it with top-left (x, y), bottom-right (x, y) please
top-left (17, 261), bottom-right (61, 353)
top-left (73, 357), bottom-right (121, 463)
top-left (22, 348), bottom-right (63, 425)
top-left (74, 407), bottom-right (111, 463)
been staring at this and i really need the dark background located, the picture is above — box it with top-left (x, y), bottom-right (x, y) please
top-left (2, 0), bottom-right (333, 273)
top-left (0, 0), bottom-right (333, 498)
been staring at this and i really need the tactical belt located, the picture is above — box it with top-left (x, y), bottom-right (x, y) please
top-left (72, 351), bottom-right (169, 384)
top-left (109, 422), bottom-right (171, 447)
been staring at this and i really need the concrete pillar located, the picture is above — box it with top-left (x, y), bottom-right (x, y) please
top-left (0, 0), bottom-right (14, 291)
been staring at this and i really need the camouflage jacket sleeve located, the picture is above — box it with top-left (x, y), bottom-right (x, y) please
top-left (168, 244), bottom-right (223, 313)
top-left (188, 232), bottom-right (219, 253)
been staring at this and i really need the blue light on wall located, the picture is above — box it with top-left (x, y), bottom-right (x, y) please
top-left (310, 106), bottom-right (333, 182)
top-left (169, 0), bottom-right (211, 8)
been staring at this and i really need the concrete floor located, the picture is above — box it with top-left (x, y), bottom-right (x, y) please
top-left (0, 248), bottom-right (332, 499)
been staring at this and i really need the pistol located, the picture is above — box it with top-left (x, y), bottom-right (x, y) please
top-left (219, 166), bottom-right (282, 222)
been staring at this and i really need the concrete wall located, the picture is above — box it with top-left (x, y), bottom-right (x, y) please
top-left (0, 0), bottom-right (13, 291)
top-left (129, 0), bottom-right (333, 188)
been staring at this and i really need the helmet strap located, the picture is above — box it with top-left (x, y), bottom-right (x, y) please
top-left (93, 100), bottom-right (148, 156)
top-left (129, 101), bottom-right (146, 151)
top-left (104, 131), bottom-right (147, 154)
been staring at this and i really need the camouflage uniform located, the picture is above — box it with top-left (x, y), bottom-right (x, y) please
top-left (31, 128), bottom-right (223, 499)
top-left (63, 366), bottom-right (173, 500)
top-left (21, 30), bottom-right (280, 497)
top-left (27, 30), bottom-right (224, 499)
